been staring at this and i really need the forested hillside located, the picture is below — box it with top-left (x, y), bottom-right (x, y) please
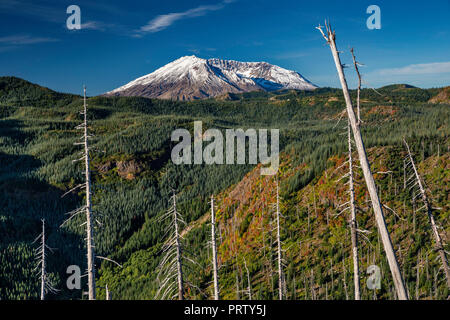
top-left (0, 76), bottom-right (448, 299)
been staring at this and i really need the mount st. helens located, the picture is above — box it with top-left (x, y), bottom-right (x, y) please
top-left (105, 55), bottom-right (317, 101)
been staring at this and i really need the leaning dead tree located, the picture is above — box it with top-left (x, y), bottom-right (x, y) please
top-left (61, 86), bottom-right (96, 299)
top-left (210, 195), bottom-right (220, 300)
top-left (403, 139), bottom-right (450, 287)
top-left (34, 219), bottom-right (57, 300)
top-left (316, 22), bottom-right (408, 299)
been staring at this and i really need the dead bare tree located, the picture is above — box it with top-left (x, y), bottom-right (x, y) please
top-left (336, 119), bottom-right (361, 299)
top-left (243, 257), bottom-right (252, 300)
top-left (235, 265), bottom-right (240, 300)
top-left (60, 87), bottom-right (122, 300)
top-left (210, 195), bottom-right (220, 300)
top-left (403, 139), bottom-right (450, 287)
top-left (155, 191), bottom-right (185, 300)
top-left (257, 205), bottom-right (273, 293)
top-left (155, 191), bottom-right (203, 300)
top-left (38, 218), bottom-right (47, 300)
top-left (81, 86), bottom-right (96, 300)
top-left (350, 49), bottom-right (362, 124)
top-left (63, 86), bottom-right (96, 299)
top-left (34, 219), bottom-right (57, 300)
top-left (342, 252), bottom-right (349, 300)
top-left (415, 252), bottom-right (421, 300)
top-left (274, 180), bottom-right (284, 300)
top-left (347, 120), bottom-right (361, 300)
top-left (316, 22), bottom-right (408, 299)
top-left (105, 284), bottom-right (111, 300)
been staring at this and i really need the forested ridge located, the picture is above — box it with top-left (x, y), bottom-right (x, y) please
top-left (0, 76), bottom-right (448, 300)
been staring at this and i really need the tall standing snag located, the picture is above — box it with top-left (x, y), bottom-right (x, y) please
top-left (61, 86), bottom-right (96, 299)
top-left (105, 284), bottom-right (111, 300)
top-left (275, 180), bottom-right (284, 300)
top-left (34, 219), bottom-right (57, 300)
top-left (404, 139), bottom-right (450, 287)
top-left (316, 22), bottom-right (408, 299)
top-left (173, 192), bottom-right (184, 300)
top-left (39, 219), bottom-right (46, 300)
top-left (82, 86), bottom-right (96, 300)
top-left (155, 191), bottom-right (195, 300)
top-left (347, 121), bottom-right (361, 300)
top-left (210, 195), bottom-right (220, 300)
top-left (243, 257), bottom-right (252, 300)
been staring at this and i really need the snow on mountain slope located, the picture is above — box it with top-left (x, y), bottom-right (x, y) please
top-left (105, 55), bottom-right (317, 101)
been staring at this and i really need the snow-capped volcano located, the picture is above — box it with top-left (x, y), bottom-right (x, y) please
top-left (105, 55), bottom-right (317, 101)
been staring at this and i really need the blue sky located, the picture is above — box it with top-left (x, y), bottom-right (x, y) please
top-left (0, 0), bottom-right (449, 96)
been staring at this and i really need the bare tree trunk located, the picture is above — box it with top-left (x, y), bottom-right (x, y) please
top-left (304, 275), bottom-right (308, 300)
top-left (36, 218), bottom-right (58, 299)
top-left (105, 284), bottom-right (111, 300)
top-left (269, 225), bottom-right (274, 294)
top-left (211, 196), bottom-right (220, 300)
top-left (433, 269), bottom-right (438, 299)
top-left (404, 139), bottom-right (450, 287)
top-left (316, 24), bottom-right (408, 300)
top-left (275, 181), bottom-right (284, 300)
top-left (243, 258), bottom-right (252, 300)
top-left (40, 219), bottom-right (46, 300)
top-left (292, 273), bottom-right (296, 300)
top-left (342, 255), bottom-right (349, 300)
top-left (83, 86), bottom-right (96, 300)
top-left (330, 258), bottom-right (334, 294)
top-left (172, 193), bottom-right (184, 300)
top-left (307, 205), bottom-right (310, 233)
top-left (348, 121), bottom-right (361, 300)
top-left (350, 49), bottom-right (362, 124)
top-left (235, 266), bottom-right (240, 300)
top-left (313, 186), bottom-right (317, 218)
top-left (403, 159), bottom-right (407, 190)
top-left (415, 252), bottom-right (420, 300)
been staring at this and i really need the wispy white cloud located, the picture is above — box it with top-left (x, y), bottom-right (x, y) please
top-left (80, 21), bottom-right (109, 31)
top-left (0, 35), bottom-right (59, 45)
top-left (375, 62), bottom-right (450, 76)
top-left (136, 0), bottom-right (235, 35)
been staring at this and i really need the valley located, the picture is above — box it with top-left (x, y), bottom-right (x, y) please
top-left (0, 76), bottom-right (448, 300)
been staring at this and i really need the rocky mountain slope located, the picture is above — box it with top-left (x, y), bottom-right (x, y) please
top-left (105, 56), bottom-right (317, 101)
